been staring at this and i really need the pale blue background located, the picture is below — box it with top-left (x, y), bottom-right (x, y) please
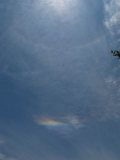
top-left (0, 0), bottom-right (120, 160)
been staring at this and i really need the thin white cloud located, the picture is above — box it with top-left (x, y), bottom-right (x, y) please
top-left (33, 114), bottom-right (85, 136)
top-left (105, 76), bottom-right (117, 86)
top-left (104, 0), bottom-right (120, 33)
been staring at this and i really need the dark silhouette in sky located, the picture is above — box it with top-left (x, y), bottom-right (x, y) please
top-left (111, 50), bottom-right (120, 58)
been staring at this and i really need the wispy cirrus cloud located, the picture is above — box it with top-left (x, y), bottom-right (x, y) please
top-left (104, 0), bottom-right (120, 35)
top-left (33, 114), bottom-right (85, 136)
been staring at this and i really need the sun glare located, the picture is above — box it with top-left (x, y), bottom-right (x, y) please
top-left (35, 0), bottom-right (79, 17)
top-left (49, 0), bottom-right (65, 9)
top-left (48, 0), bottom-right (75, 15)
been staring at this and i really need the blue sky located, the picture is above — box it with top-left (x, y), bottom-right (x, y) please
top-left (0, 0), bottom-right (120, 160)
